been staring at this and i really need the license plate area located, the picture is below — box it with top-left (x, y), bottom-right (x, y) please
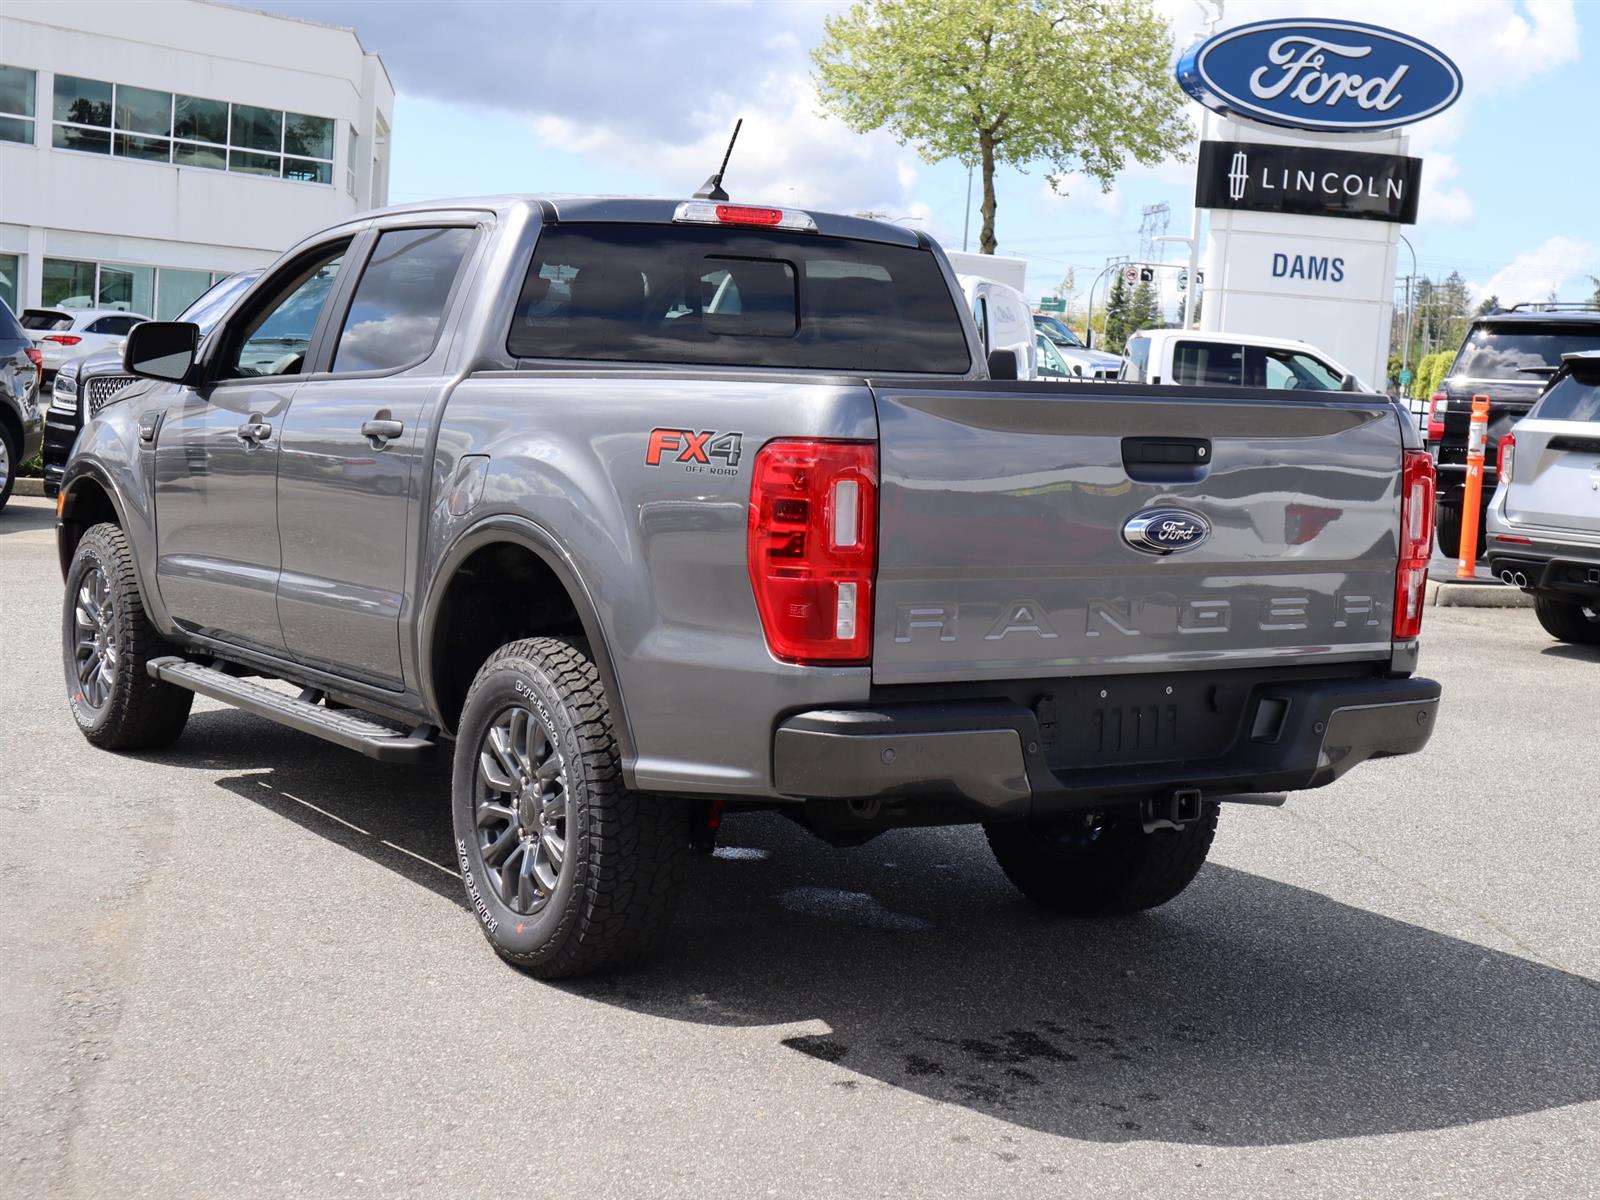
top-left (1034, 675), bottom-right (1254, 770)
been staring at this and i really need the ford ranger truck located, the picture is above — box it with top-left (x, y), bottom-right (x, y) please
top-left (55, 196), bottom-right (1441, 978)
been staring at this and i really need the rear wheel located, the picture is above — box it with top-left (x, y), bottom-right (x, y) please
top-left (1434, 499), bottom-right (1461, 558)
top-left (62, 522), bottom-right (193, 749)
top-left (985, 805), bottom-right (1217, 915)
top-left (0, 420), bottom-right (16, 512)
top-left (1533, 595), bottom-right (1600, 644)
top-left (450, 636), bottom-right (689, 978)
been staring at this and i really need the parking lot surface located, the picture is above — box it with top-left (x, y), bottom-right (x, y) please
top-left (3, 491), bottom-right (1597, 1199)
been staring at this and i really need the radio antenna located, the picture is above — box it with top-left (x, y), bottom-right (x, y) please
top-left (693, 119), bottom-right (743, 201)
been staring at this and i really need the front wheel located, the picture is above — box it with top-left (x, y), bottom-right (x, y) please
top-left (62, 522), bottom-right (193, 749)
top-left (0, 420), bottom-right (16, 512)
top-left (1533, 595), bottom-right (1600, 644)
top-left (450, 636), bottom-right (689, 978)
top-left (985, 805), bottom-right (1217, 915)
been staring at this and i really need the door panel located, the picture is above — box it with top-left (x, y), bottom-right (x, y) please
top-left (153, 381), bottom-right (297, 651)
top-left (274, 377), bottom-right (437, 686)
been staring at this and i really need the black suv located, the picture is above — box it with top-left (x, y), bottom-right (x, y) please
top-left (1429, 304), bottom-right (1600, 555)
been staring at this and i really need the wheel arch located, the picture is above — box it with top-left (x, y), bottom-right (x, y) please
top-left (56, 465), bottom-right (129, 578)
top-left (419, 515), bottom-right (636, 768)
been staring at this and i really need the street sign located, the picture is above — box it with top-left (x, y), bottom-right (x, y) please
top-left (1398, 367), bottom-right (1413, 385)
top-left (1176, 269), bottom-right (1205, 292)
top-left (1122, 266), bottom-right (1139, 286)
top-left (1039, 296), bottom-right (1065, 312)
top-left (1138, 267), bottom-right (1155, 284)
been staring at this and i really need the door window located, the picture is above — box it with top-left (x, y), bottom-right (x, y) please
top-left (1260, 347), bottom-right (1342, 391)
top-left (1172, 340), bottom-right (1244, 386)
top-left (225, 248), bottom-right (345, 378)
top-left (330, 226), bottom-right (475, 373)
top-left (973, 295), bottom-right (989, 353)
top-left (1122, 335), bottom-right (1150, 382)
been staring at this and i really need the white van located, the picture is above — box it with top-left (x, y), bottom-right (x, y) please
top-left (1120, 329), bottom-right (1370, 393)
top-left (958, 274), bottom-right (1038, 380)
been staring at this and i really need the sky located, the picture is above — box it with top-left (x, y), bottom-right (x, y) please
top-left (245, 0), bottom-right (1598, 318)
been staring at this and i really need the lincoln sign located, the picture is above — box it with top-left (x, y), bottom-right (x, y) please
top-left (1195, 140), bottom-right (1422, 224)
top-left (1176, 18), bottom-right (1463, 132)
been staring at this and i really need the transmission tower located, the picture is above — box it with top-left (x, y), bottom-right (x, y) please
top-left (1139, 202), bottom-right (1170, 263)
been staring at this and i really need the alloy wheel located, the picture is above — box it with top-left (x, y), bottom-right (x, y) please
top-left (473, 703), bottom-right (569, 915)
top-left (71, 565), bottom-right (118, 710)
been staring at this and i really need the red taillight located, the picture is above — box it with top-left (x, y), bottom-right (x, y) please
top-left (1497, 431), bottom-right (1515, 484)
top-left (1426, 391), bottom-right (1448, 442)
top-left (715, 204), bottom-right (783, 226)
top-left (24, 346), bottom-right (42, 369)
top-left (1394, 448), bottom-right (1436, 640)
top-left (43, 334), bottom-right (83, 346)
top-left (747, 439), bottom-right (877, 665)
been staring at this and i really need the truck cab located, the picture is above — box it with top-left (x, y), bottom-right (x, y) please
top-left (1120, 328), bottom-right (1366, 393)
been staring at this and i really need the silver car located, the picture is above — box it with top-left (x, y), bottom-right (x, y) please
top-left (1485, 350), bottom-right (1600, 644)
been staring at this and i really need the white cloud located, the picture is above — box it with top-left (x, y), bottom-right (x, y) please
top-left (1418, 153), bottom-right (1474, 224)
top-left (1037, 175), bottom-right (1125, 219)
top-left (1473, 236), bottom-right (1600, 304)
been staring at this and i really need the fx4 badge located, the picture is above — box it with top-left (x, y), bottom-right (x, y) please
top-left (1122, 508), bottom-right (1211, 556)
top-left (646, 428), bottom-right (744, 475)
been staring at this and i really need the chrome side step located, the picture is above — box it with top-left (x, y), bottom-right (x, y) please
top-left (148, 657), bottom-right (435, 763)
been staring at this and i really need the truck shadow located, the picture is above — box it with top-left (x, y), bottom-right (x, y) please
top-left (176, 708), bottom-right (1600, 1149)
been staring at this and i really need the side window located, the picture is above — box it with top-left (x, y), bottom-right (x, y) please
top-left (226, 248), bottom-right (345, 378)
top-left (85, 317), bottom-right (116, 335)
top-left (107, 315), bottom-right (141, 335)
top-left (1173, 340), bottom-right (1243, 387)
top-left (973, 295), bottom-right (989, 353)
top-left (1123, 335), bottom-right (1150, 382)
top-left (331, 226), bottom-right (476, 374)
top-left (1258, 347), bottom-right (1341, 391)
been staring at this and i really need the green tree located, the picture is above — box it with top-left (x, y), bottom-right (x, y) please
top-left (1589, 275), bottom-right (1600, 308)
top-left (1129, 278), bottom-right (1161, 332)
top-left (1475, 293), bottom-right (1501, 316)
top-left (812, 0), bottom-right (1190, 254)
top-left (1102, 271), bottom-right (1133, 351)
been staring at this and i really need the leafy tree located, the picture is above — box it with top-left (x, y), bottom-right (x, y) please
top-left (812, 0), bottom-right (1190, 254)
top-left (1589, 275), bottom-right (1600, 308)
top-left (1102, 271), bottom-right (1133, 351)
top-left (1129, 278), bottom-right (1161, 332)
top-left (1475, 293), bottom-right (1501, 316)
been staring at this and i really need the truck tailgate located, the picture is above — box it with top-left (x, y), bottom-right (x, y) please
top-left (869, 383), bottom-right (1404, 684)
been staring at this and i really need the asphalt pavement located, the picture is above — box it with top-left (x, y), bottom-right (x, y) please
top-left (2, 492), bottom-right (1597, 1199)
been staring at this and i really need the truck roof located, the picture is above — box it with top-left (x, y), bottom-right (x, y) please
top-left (1475, 308), bottom-right (1600, 324)
top-left (345, 194), bottom-right (925, 248)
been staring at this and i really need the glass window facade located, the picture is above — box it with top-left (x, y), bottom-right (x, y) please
top-left (0, 65), bottom-right (36, 145)
top-left (97, 263), bottom-right (155, 314)
top-left (42, 259), bottom-right (98, 309)
top-left (0, 254), bottom-right (19, 311)
top-left (39, 258), bottom-right (235, 317)
top-left (155, 268), bottom-right (213, 321)
top-left (46, 73), bottom-right (334, 184)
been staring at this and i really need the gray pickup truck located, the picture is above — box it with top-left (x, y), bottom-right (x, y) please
top-left (56, 195), bottom-right (1441, 977)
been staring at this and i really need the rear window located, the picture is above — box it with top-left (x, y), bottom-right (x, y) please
top-left (1451, 322), bottom-right (1600, 381)
top-left (1531, 370), bottom-right (1600, 423)
top-left (1172, 340), bottom-right (1243, 386)
top-left (21, 309), bottom-right (74, 331)
top-left (507, 223), bottom-right (970, 373)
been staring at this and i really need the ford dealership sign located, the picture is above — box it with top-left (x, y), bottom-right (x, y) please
top-left (1176, 19), bottom-right (1463, 132)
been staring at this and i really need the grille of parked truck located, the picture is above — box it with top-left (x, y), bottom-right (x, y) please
top-left (54, 195), bottom-right (1441, 977)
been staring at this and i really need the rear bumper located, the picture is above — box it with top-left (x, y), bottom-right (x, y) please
top-left (1485, 536), bottom-right (1600, 604)
top-left (773, 673), bottom-right (1441, 819)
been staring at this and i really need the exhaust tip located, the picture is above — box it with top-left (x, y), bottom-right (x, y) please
top-left (1513, 572), bottom-right (1528, 588)
top-left (1500, 570), bottom-right (1515, 585)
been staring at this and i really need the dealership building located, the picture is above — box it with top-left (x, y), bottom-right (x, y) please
top-left (0, 0), bottom-right (393, 317)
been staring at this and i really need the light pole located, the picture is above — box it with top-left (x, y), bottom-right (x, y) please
top-left (1398, 233), bottom-right (1418, 392)
top-left (1085, 256), bottom-right (1130, 348)
top-left (961, 162), bottom-right (974, 252)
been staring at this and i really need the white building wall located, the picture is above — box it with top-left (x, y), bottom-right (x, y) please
top-left (0, 0), bottom-right (394, 312)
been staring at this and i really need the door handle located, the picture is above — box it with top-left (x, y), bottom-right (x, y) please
top-left (236, 416), bottom-right (273, 445)
top-left (361, 413), bottom-right (405, 448)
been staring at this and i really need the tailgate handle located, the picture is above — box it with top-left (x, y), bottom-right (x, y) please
top-left (1122, 437), bottom-right (1211, 482)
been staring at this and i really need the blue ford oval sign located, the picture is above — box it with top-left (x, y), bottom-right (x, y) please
top-left (1123, 509), bottom-right (1211, 556)
top-left (1176, 19), bottom-right (1463, 132)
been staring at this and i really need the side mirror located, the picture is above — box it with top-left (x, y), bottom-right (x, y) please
top-left (124, 321), bottom-right (199, 383)
top-left (987, 348), bottom-right (1019, 381)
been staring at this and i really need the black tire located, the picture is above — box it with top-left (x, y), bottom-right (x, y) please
top-left (1533, 594), bottom-right (1600, 644)
top-left (450, 636), bottom-right (689, 978)
top-left (0, 420), bottom-right (16, 512)
top-left (1434, 499), bottom-right (1461, 559)
top-left (985, 805), bottom-right (1218, 915)
top-left (62, 522), bottom-right (193, 750)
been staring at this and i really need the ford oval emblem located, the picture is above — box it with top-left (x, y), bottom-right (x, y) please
top-left (1176, 19), bottom-right (1463, 132)
top-left (1123, 509), bottom-right (1211, 556)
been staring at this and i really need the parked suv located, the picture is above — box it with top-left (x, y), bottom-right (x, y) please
top-left (1485, 351), bottom-right (1600, 643)
top-left (42, 271), bottom-right (261, 496)
top-left (20, 307), bottom-right (149, 383)
top-left (57, 195), bottom-right (1440, 977)
top-left (0, 298), bottom-right (44, 511)
top-left (1429, 305), bottom-right (1600, 557)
